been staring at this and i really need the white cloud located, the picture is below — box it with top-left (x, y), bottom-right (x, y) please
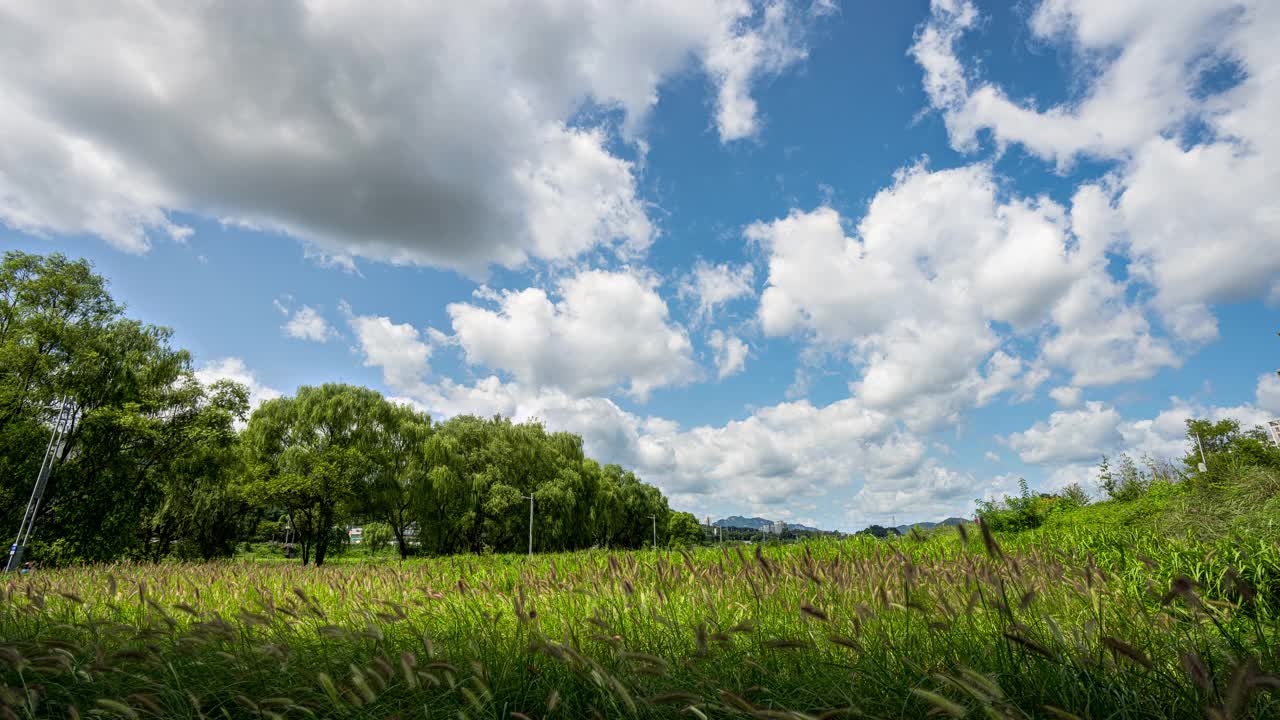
top-left (748, 162), bottom-right (1146, 427)
top-left (1006, 401), bottom-right (1122, 465)
top-left (679, 260), bottom-right (755, 322)
top-left (912, 0), bottom-right (1242, 165)
top-left (984, 451), bottom-right (1001, 463)
top-left (1258, 373), bottom-right (1280, 414)
top-left (282, 305), bottom-right (338, 343)
top-left (446, 269), bottom-right (696, 401)
top-left (1039, 262), bottom-right (1180, 385)
top-left (194, 357), bottom-right (283, 414)
top-left (708, 330), bottom-right (749, 379)
top-left (1049, 385), bottom-right (1082, 407)
top-left (912, 0), bottom-right (1280, 338)
top-left (1010, 373), bottom-right (1280, 473)
top-left (704, 0), bottom-right (811, 141)
top-left (0, 0), bottom-right (820, 273)
top-left (343, 305), bottom-right (433, 397)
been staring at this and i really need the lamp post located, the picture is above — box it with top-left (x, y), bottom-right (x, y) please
top-left (649, 515), bottom-right (657, 550)
top-left (525, 494), bottom-right (534, 557)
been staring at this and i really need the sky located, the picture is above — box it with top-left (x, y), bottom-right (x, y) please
top-left (2, 0), bottom-right (1278, 531)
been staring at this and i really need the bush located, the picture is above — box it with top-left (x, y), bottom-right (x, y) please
top-left (362, 521), bottom-right (394, 554)
top-left (977, 478), bottom-right (1048, 532)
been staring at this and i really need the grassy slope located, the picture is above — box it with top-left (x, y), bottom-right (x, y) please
top-left (1, 473), bottom-right (1279, 719)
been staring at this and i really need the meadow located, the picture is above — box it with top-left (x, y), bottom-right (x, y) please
top-left (3, 516), bottom-right (1279, 720)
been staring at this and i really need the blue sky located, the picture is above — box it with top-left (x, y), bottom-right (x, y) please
top-left (2, 0), bottom-right (1277, 530)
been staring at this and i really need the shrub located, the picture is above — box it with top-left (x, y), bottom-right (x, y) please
top-left (362, 521), bottom-right (394, 554)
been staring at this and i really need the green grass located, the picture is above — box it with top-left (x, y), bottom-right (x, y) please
top-left (4, 472), bottom-right (1280, 718)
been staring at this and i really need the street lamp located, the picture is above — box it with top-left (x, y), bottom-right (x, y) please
top-left (649, 515), bottom-right (657, 550)
top-left (525, 494), bottom-right (534, 557)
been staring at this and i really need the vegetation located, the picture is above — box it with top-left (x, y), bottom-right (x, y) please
top-left (5, 249), bottom-right (1280, 717)
top-left (0, 251), bottom-right (689, 566)
top-left (4, 479), bottom-right (1280, 719)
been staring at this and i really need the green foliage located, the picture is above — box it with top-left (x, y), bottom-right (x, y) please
top-left (855, 524), bottom-right (900, 539)
top-left (976, 477), bottom-right (1048, 531)
top-left (241, 384), bottom-right (385, 566)
top-left (360, 521), bottom-right (393, 554)
top-left (4, 523), bottom-right (1280, 719)
top-left (1057, 481), bottom-right (1090, 510)
top-left (666, 511), bottom-right (704, 547)
top-left (0, 251), bottom-right (247, 565)
top-left (1099, 453), bottom-right (1175, 501)
top-left (1184, 417), bottom-right (1280, 490)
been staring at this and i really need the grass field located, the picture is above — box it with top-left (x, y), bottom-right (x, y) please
top-left (3, 514), bottom-right (1280, 720)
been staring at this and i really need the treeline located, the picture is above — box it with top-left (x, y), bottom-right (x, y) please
top-left (0, 251), bottom-right (701, 566)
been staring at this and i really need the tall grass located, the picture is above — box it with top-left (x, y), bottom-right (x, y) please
top-left (2, 527), bottom-right (1278, 718)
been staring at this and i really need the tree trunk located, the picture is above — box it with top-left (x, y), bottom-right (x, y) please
top-left (314, 536), bottom-right (327, 566)
top-left (391, 508), bottom-right (409, 559)
top-left (313, 505), bottom-right (333, 567)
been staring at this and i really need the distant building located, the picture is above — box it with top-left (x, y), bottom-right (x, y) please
top-left (1268, 419), bottom-right (1280, 448)
top-left (765, 520), bottom-right (787, 535)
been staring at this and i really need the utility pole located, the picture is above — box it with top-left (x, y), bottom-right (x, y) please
top-left (649, 515), bottom-right (657, 550)
top-left (6, 398), bottom-right (73, 572)
top-left (525, 494), bottom-right (534, 557)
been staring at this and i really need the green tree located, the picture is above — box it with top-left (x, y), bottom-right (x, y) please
top-left (361, 521), bottom-right (394, 555)
top-left (1184, 417), bottom-right (1280, 488)
top-left (1058, 482), bottom-right (1091, 510)
top-left (363, 400), bottom-right (432, 559)
top-left (1, 251), bottom-right (252, 565)
top-left (666, 512), bottom-right (704, 547)
top-left (242, 384), bottom-right (383, 566)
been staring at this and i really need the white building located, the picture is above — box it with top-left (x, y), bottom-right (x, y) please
top-left (1267, 419), bottom-right (1280, 448)
top-left (765, 520), bottom-right (787, 535)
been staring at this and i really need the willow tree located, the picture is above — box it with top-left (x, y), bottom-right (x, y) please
top-left (242, 384), bottom-right (382, 566)
top-left (363, 400), bottom-right (432, 559)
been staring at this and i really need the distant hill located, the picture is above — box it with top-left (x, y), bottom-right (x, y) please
top-left (713, 516), bottom-right (820, 532)
top-left (893, 517), bottom-right (968, 535)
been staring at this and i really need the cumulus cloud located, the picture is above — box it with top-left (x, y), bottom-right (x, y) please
top-left (912, 0), bottom-right (1280, 336)
top-left (0, 0), bottom-right (820, 273)
top-left (679, 260), bottom-right (755, 323)
top-left (708, 330), bottom-right (749, 379)
top-left (748, 162), bottom-right (1157, 427)
top-left (852, 461), bottom-right (997, 522)
top-left (912, 0), bottom-right (1244, 164)
top-left (343, 305), bottom-right (433, 398)
top-left (446, 269), bottom-right (696, 401)
top-left (281, 304), bottom-right (338, 343)
top-left (1009, 373), bottom-right (1280, 472)
top-left (194, 357), bottom-right (283, 414)
top-left (1049, 385), bottom-right (1082, 407)
top-left (704, 0), bottom-right (811, 141)
top-left (1006, 401), bottom-right (1123, 464)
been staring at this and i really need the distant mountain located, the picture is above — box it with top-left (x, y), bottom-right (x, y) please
top-left (713, 516), bottom-right (821, 532)
top-left (714, 516), bottom-right (771, 530)
top-left (893, 517), bottom-right (968, 535)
